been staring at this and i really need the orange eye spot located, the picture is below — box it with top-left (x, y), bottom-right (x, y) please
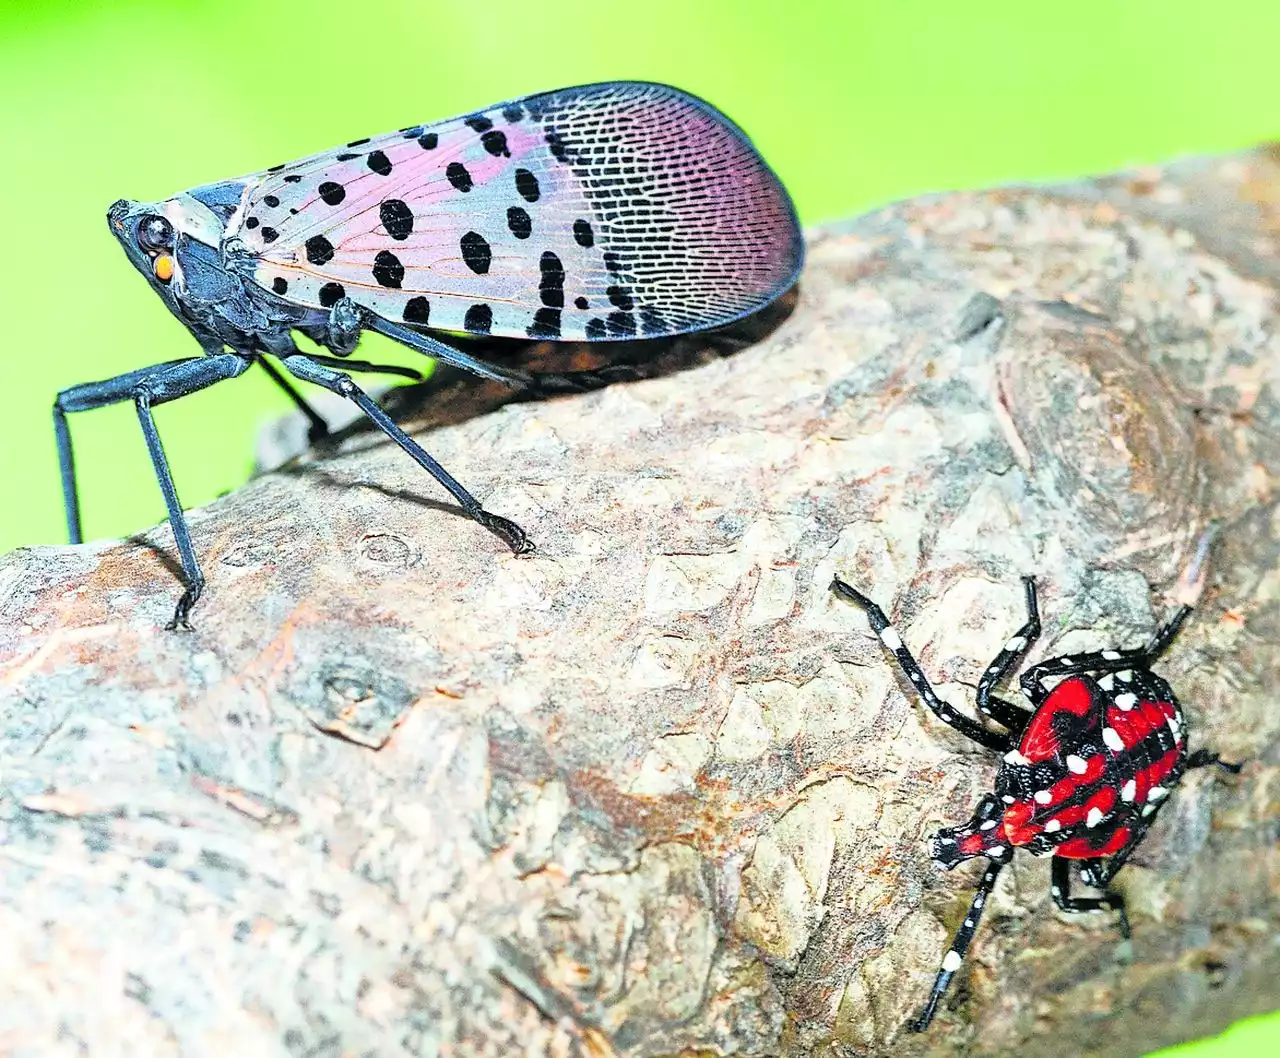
top-left (153, 254), bottom-right (174, 283)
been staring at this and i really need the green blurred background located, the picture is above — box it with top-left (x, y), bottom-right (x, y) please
top-left (0, 2), bottom-right (1275, 1052)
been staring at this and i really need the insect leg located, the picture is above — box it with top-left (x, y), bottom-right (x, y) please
top-left (1051, 856), bottom-right (1130, 938)
top-left (1019, 601), bottom-right (1196, 700)
top-left (280, 353), bottom-right (531, 554)
top-left (830, 578), bottom-right (1011, 752)
top-left (365, 316), bottom-right (534, 388)
top-left (1186, 749), bottom-right (1243, 774)
top-left (976, 575), bottom-right (1040, 732)
top-left (257, 357), bottom-right (330, 442)
top-left (371, 313), bottom-right (652, 397)
top-left (910, 859), bottom-right (1006, 1032)
top-left (53, 358), bottom-right (200, 544)
top-left (55, 354), bottom-right (251, 628)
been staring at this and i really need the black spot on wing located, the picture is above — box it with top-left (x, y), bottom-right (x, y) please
top-left (319, 282), bottom-right (345, 307)
top-left (372, 250), bottom-right (404, 288)
top-left (464, 303), bottom-right (493, 334)
top-left (380, 199), bottom-right (413, 240)
top-left (465, 115), bottom-right (493, 133)
top-left (418, 132), bottom-right (438, 150)
top-left (306, 235), bottom-right (334, 266)
top-left (272, 277), bottom-right (288, 295)
top-left (539, 251), bottom-right (564, 308)
top-left (528, 308), bottom-right (561, 339)
top-left (460, 231), bottom-right (492, 275)
top-left (403, 296), bottom-right (430, 325)
top-left (446, 162), bottom-right (473, 193)
top-left (481, 130), bottom-right (509, 157)
top-left (366, 150), bottom-right (393, 176)
top-left (573, 219), bottom-right (594, 247)
top-left (318, 181), bottom-right (346, 206)
top-left (507, 206), bottom-right (531, 239)
top-left (514, 168), bottom-right (540, 203)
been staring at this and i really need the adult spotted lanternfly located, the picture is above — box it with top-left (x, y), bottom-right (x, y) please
top-left (57, 82), bottom-right (803, 628)
top-left (830, 535), bottom-right (1239, 1032)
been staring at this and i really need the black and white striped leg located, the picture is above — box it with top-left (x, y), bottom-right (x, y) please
top-left (975, 576), bottom-right (1039, 732)
top-left (1019, 604), bottom-right (1193, 704)
top-left (830, 577), bottom-right (1011, 752)
top-left (910, 859), bottom-right (1006, 1033)
top-left (1051, 856), bottom-right (1130, 938)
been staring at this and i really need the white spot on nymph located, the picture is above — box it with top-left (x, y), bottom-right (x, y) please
top-left (1168, 715), bottom-right (1181, 735)
top-left (974, 893), bottom-right (985, 909)
top-left (1066, 754), bottom-right (1088, 774)
top-left (1099, 674), bottom-right (1116, 691)
top-left (1103, 650), bottom-right (1122, 660)
top-left (1005, 636), bottom-right (1026, 652)
top-left (1002, 794), bottom-right (1015, 804)
top-left (879, 627), bottom-right (903, 651)
top-left (1058, 656), bottom-right (1075, 666)
top-left (1034, 789), bottom-right (1052, 804)
top-left (1121, 779), bottom-right (1136, 802)
top-left (1117, 670), bottom-right (1133, 683)
top-left (1086, 807), bottom-right (1104, 828)
top-left (964, 918), bottom-right (974, 928)
top-left (1051, 885), bottom-right (1062, 897)
top-left (980, 819), bottom-right (997, 831)
top-left (1004, 749), bottom-right (1031, 766)
top-left (1149, 785), bottom-right (1169, 800)
top-left (987, 845), bottom-right (1006, 857)
top-left (1103, 727), bottom-right (1125, 752)
top-left (936, 835), bottom-right (955, 845)
top-left (1142, 804), bottom-right (1157, 817)
top-left (1115, 693), bottom-right (1137, 711)
top-left (942, 951), bottom-right (962, 972)
top-left (1045, 819), bottom-right (1062, 833)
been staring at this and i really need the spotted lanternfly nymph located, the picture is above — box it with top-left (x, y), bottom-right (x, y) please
top-left (58, 82), bottom-right (803, 628)
top-left (830, 535), bottom-right (1239, 1032)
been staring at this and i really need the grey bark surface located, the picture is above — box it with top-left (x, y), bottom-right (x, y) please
top-left (2, 148), bottom-right (1278, 1058)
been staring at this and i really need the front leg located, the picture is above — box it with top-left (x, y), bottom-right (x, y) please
top-left (53, 353), bottom-right (252, 628)
top-left (830, 577), bottom-right (1012, 752)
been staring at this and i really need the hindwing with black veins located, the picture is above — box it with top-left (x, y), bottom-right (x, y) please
top-left (215, 82), bottom-right (801, 342)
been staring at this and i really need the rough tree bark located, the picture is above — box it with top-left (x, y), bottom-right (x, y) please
top-left (1, 149), bottom-right (1277, 1058)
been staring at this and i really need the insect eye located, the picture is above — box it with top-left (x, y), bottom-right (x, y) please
top-left (137, 214), bottom-right (174, 252)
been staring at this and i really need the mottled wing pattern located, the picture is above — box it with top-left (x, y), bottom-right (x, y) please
top-left (231, 82), bottom-right (802, 341)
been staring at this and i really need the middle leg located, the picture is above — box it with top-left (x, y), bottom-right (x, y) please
top-left (280, 353), bottom-right (531, 553)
